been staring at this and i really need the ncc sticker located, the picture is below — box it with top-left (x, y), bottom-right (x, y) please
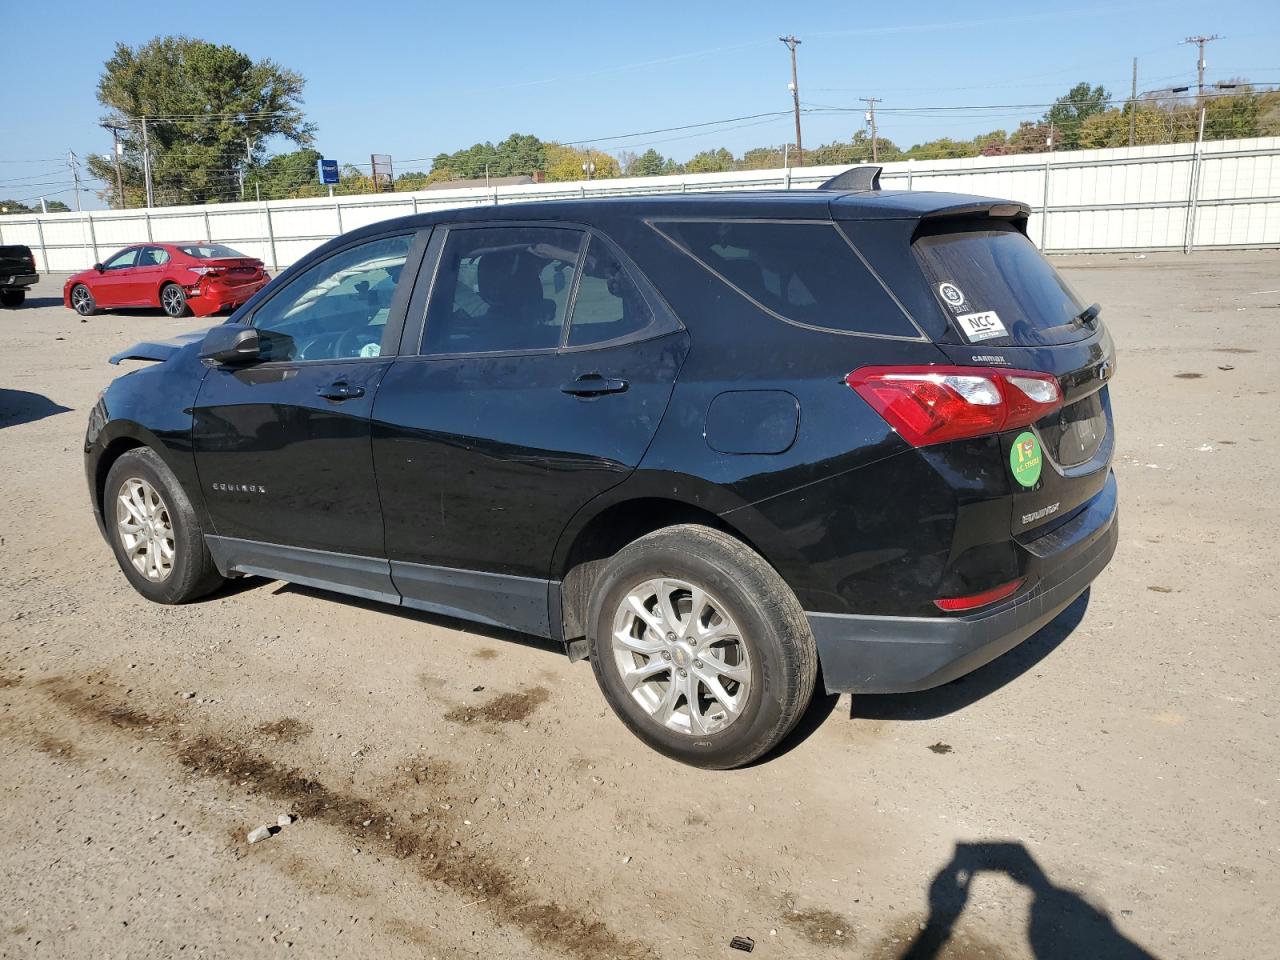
top-left (1010, 431), bottom-right (1043, 488)
top-left (937, 282), bottom-right (967, 311)
top-left (956, 310), bottom-right (1007, 343)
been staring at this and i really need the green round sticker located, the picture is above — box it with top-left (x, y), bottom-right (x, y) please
top-left (1010, 431), bottom-right (1043, 488)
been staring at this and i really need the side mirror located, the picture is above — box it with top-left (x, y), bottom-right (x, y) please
top-left (200, 323), bottom-right (261, 365)
top-left (93, 263), bottom-right (105, 273)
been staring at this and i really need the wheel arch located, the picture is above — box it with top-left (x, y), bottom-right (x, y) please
top-left (551, 490), bottom-right (767, 656)
top-left (89, 424), bottom-right (188, 529)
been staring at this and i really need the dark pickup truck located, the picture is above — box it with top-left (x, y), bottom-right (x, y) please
top-left (1, 244), bottom-right (39, 307)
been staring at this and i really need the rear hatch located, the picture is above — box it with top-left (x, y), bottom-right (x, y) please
top-left (908, 217), bottom-right (1114, 537)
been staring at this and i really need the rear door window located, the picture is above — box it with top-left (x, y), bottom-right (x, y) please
top-left (912, 221), bottom-right (1090, 346)
top-left (651, 219), bottom-right (920, 339)
top-left (566, 237), bottom-right (653, 347)
top-left (422, 226), bottom-right (584, 355)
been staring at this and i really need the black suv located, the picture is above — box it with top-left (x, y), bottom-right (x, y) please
top-left (1, 244), bottom-right (39, 307)
top-left (86, 172), bottom-right (1118, 768)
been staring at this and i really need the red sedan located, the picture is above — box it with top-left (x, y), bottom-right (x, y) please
top-left (64, 242), bottom-right (269, 318)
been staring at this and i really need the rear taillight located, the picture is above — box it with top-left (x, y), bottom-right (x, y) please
top-left (845, 365), bottom-right (1063, 447)
top-left (188, 265), bottom-right (225, 278)
top-left (934, 578), bottom-right (1025, 612)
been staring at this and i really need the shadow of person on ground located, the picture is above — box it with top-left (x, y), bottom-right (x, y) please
top-left (851, 590), bottom-right (1091, 722)
top-left (901, 841), bottom-right (1158, 960)
top-left (0, 388), bottom-right (71, 428)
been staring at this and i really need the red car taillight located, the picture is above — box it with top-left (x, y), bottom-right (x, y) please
top-left (187, 265), bottom-right (226, 278)
top-left (845, 365), bottom-right (1063, 447)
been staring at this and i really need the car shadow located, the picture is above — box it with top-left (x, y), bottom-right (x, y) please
top-left (850, 590), bottom-right (1091, 722)
top-left (898, 840), bottom-right (1158, 959)
top-left (16, 296), bottom-right (65, 308)
top-left (0, 388), bottom-right (71, 429)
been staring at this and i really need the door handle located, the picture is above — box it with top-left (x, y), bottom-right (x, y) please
top-left (560, 374), bottom-right (628, 397)
top-left (316, 381), bottom-right (365, 401)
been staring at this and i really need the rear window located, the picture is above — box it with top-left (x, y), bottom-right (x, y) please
top-left (652, 220), bottom-right (920, 338)
top-left (912, 222), bottom-right (1089, 346)
top-left (0, 245), bottom-right (33, 258)
top-left (177, 243), bottom-right (245, 259)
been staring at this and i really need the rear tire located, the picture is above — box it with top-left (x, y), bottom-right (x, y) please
top-left (71, 284), bottom-right (97, 316)
top-left (104, 447), bottom-right (225, 604)
top-left (587, 524), bottom-right (817, 769)
top-left (160, 283), bottom-right (190, 318)
top-left (0, 289), bottom-right (24, 307)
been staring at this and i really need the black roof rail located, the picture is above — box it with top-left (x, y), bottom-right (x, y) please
top-left (816, 165), bottom-right (882, 192)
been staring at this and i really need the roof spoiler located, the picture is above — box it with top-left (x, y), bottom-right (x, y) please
top-left (817, 165), bottom-right (882, 192)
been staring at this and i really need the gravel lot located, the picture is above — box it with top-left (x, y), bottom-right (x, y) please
top-left (1, 252), bottom-right (1277, 959)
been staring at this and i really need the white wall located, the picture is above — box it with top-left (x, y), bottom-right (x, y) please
top-left (3, 137), bottom-right (1277, 273)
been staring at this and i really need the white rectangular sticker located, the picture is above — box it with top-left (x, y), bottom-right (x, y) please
top-left (955, 310), bottom-right (1007, 343)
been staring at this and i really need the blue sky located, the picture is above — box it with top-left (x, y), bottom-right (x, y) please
top-left (4, 0), bottom-right (1279, 209)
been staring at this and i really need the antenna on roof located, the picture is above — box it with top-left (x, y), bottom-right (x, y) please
top-left (817, 165), bottom-right (882, 192)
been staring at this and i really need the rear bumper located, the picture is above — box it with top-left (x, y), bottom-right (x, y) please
top-left (187, 278), bottom-right (268, 316)
top-left (809, 470), bottom-right (1118, 694)
top-left (2, 272), bottom-right (38, 289)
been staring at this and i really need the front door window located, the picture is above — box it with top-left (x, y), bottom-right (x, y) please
top-left (250, 235), bottom-right (413, 362)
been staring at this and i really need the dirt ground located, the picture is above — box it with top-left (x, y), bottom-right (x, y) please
top-left (1, 252), bottom-right (1277, 960)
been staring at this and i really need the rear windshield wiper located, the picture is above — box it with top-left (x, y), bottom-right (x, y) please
top-left (1073, 303), bottom-right (1101, 327)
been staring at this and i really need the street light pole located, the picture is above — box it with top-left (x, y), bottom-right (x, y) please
top-left (779, 35), bottom-right (803, 165)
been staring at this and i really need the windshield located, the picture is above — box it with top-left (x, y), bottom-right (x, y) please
top-left (177, 243), bottom-right (246, 260)
top-left (912, 222), bottom-right (1090, 346)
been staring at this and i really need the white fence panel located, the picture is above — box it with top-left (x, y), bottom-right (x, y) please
top-left (3, 137), bottom-right (1278, 273)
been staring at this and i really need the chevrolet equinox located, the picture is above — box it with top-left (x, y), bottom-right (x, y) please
top-left (86, 169), bottom-right (1118, 768)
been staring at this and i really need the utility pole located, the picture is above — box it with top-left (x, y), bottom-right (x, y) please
top-left (1129, 57), bottom-right (1138, 147)
top-left (779, 35), bottom-right (803, 165)
top-left (67, 150), bottom-right (83, 212)
top-left (1182, 34), bottom-right (1222, 105)
top-left (862, 97), bottom-right (881, 162)
top-left (140, 117), bottom-right (154, 208)
top-left (245, 135), bottom-right (254, 201)
top-left (103, 123), bottom-right (126, 208)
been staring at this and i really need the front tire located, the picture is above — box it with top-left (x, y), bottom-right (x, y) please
top-left (587, 524), bottom-right (817, 769)
top-left (71, 284), bottom-right (97, 316)
top-left (160, 283), bottom-right (190, 318)
top-left (0, 289), bottom-right (24, 307)
top-left (104, 448), bottom-right (224, 604)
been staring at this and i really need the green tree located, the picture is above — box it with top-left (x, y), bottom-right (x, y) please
top-left (905, 137), bottom-right (974, 160)
top-left (86, 35), bottom-right (313, 207)
top-left (46, 200), bottom-right (71, 212)
top-left (685, 147), bottom-right (735, 173)
top-left (1044, 82), bottom-right (1111, 149)
top-left (628, 148), bottom-right (669, 177)
top-left (429, 133), bottom-right (547, 182)
top-left (543, 144), bottom-right (620, 182)
top-left (0, 200), bottom-right (34, 214)
top-left (245, 147), bottom-right (322, 200)
top-left (1203, 87), bottom-right (1262, 141)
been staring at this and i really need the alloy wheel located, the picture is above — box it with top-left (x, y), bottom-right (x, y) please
top-left (610, 577), bottom-right (752, 736)
top-left (115, 477), bottom-right (176, 582)
top-left (161, 285), bottom-right (185, 317)
top-left (72, 286), bottom-right (93, 315)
